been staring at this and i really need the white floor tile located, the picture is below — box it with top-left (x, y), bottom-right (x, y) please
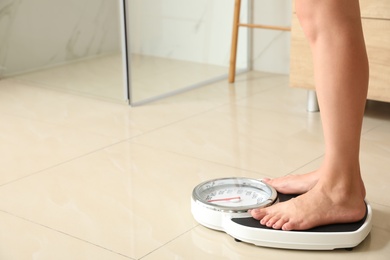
top-left (0, 211), bottom-right (133, 260)
top-left (1, 70), bottom-right (389, 259)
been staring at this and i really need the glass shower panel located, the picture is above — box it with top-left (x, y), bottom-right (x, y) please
top-left (0, 0), bottom-right (128, 103)
top-left (128, 0), bottom-right (249, 105)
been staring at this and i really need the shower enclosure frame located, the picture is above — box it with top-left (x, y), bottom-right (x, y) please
top-left (121, 0), bottom-right (252, 106)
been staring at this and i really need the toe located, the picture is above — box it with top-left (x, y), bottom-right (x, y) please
top-left (265, 215), bottom-right (280, 228)
top-left (282, 221), bottom-right (296, 231)
top-left (272, 218), bottom-right (288, 230)
top-left (250, 208), bottom-right (267, 220)
top-left (260, 214), bottom-right (272, 226)
top-left (281, 223), bottom-right (291, 231)
top-left (262, 178), bottom-right (272, 183)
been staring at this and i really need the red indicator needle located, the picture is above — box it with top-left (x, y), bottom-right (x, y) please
top-left (207, 196), bottom-right (241, 202)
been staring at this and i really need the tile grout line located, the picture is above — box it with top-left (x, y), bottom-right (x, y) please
top-left (285, 154), bottom-right (324, 176)
top-left (125, 102), bottom-right (232, 141)
top-left (0, 92), bottom-right (271, 189)
top-left (0, 94), bottom-right (268, 189)
top-left (368, 201), bottom-right (390, 233)
top-left (0, 209), bottom-right (135, 260)
top-left (138, 226), bottom-right (199, 260)
top-left (127, 141), bottom-right (282, 179)
top-left (124, 78), bottom-right (287, 142)
top-left (361, 124), bottom-right (381, 137)
top-left (0, 138), bottom-right (131, 188)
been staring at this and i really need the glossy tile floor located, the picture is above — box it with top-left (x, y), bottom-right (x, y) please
top-left (130, 54), bottom-right (229, 103)
top-left (13, 53), bottom-right (127, 103)
top-left (0, 71), bottom-right (389, 259)
top-left (12, 53), bottom-right (229, 104)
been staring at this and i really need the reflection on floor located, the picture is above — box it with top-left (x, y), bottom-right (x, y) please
top-left (0, 71), bottom-right (389, 259)
top-left (130, 54), bottom-right (229, 102)
top-left (10, 53), bottom-right (231, 104)
top-left (13, 53), bottom-right (126, 103)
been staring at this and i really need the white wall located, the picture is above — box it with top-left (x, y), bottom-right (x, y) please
top-left (251, 0), bottom-right (292, 74)
top-left (128, 0), bottom-right (292, 74)
top-left (0, 0), bottom-right (122, 77)
top-left (128, 0), bottom-right (249, 69)
top-left (0, 0), bottom-right (291, 78)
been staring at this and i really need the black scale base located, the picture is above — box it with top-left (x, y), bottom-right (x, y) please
top-left (232, 193), bottom-right (368, 233)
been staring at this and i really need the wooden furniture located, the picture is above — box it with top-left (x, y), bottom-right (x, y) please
top-left (290, 0), bottom-right (390, 109)
top-left (229, 0), bottom-right (291, 83)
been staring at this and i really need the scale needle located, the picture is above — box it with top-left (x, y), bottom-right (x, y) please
top-left (207, 196), bottom-right (241, 203)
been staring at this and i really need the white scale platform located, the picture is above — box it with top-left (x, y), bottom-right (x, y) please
top-left (191, 177), bottom-right (372, 250)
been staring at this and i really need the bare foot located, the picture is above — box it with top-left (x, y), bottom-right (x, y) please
top-left (250, 179), bottom-right (366, 231)
top-left (264, 169), bottom-right (366, 198)
top-left (263, 171), bottom-right (320, 195)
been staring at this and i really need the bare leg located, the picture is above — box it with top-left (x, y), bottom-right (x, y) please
top-left (251, 0), bottom-right (368, 230)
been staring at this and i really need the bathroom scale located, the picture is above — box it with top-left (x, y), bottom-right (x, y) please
top-left (191, 177), bottom-right (372, 250)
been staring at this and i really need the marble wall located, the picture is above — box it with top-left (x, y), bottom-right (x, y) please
top-left (128, 0), bottom-right (249, 69)
top-left (128, 0), bottom-right (292, 74)
top-left (0, 0), bottom-right (122, 77)
top-left (252, 0), bottom-right (292, 74)
top-left (0, 0), bottom-right (291, 80)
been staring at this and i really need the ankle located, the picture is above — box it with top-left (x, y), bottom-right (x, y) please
top-left (316, 176), bottom-right (365, 202)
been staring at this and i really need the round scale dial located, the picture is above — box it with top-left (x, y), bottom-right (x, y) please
top-left (192, 177), bottom-right (277, 213)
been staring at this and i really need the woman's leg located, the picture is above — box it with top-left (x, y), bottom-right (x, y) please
top-left (250, 0), bottom-right (369, 230)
